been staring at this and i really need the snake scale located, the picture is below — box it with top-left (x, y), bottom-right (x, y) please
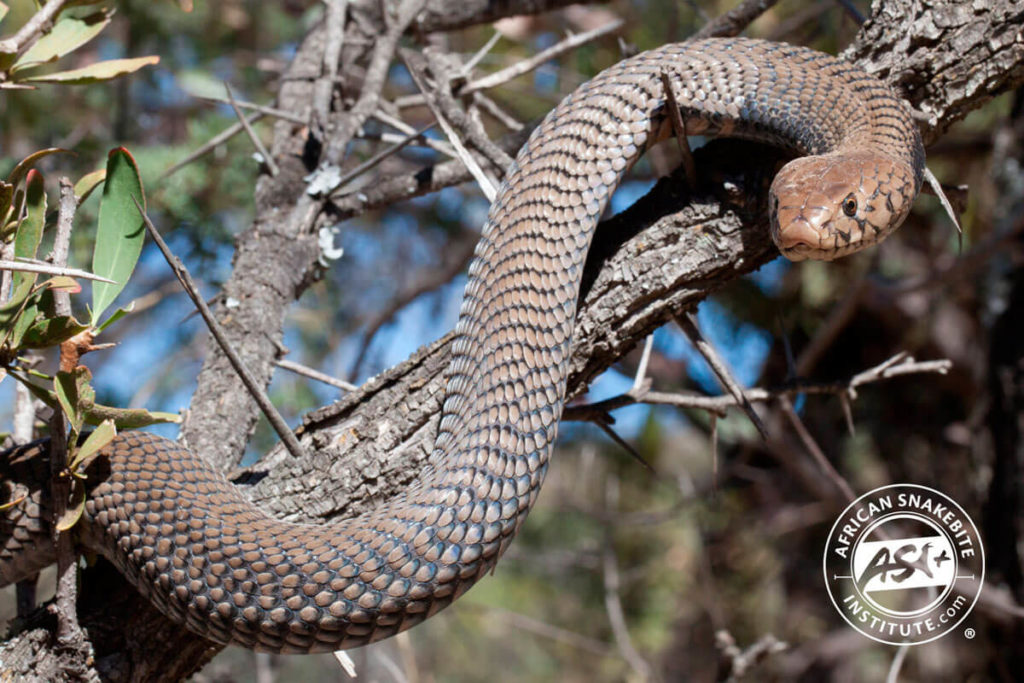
top-left (1, 38), bottom-right (924, 653)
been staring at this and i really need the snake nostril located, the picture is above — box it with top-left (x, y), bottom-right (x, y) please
top-left (778, 220), bottom-right (822, 250)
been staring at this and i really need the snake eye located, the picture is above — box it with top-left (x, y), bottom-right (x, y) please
top-left (842, 194), bottom-right (858, 217)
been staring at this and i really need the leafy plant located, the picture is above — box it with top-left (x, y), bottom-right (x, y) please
top-left (0, 147), bottom-right (178, 528)
top-left (91, 148), bottom-right (146, 326)
top-left (0, 1), bottom-right (174, 537)
top-left (0, 6), bottom-right (159, 87)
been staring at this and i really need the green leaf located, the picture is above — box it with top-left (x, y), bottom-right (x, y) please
top-left (0, 171), bottom-right (48, 345)
top-left (22, 315), bottom-right (88, 348)
top-left (0, 181), bottom-right (12, 227)
top-left (95, 301), bottom-right (134, 332)
top-left (43, 276), bottom-right (81, 293)
top-left (91, 147), bottom-right (145, 325)
top-left (10, 169), bottom-right (47, 298)
top-left (12, 11), bottom-right (112, 73)
top-left (0, 268), bottom-right (36, 334)
top-left (70, 419), bottom-right (116, 471)
top-left (5, 148), bottom-right (70, 187)
top-left (8, 297), bottom-right (40, 349)
top-left (6, 186), bottom-right (24, 239)
top-left (0, 289), bottom-right (34, 338)
top-left (55, 479), bottom-right (86, 532)
top-left (74, 168), bottom-right (105, 203)
top-left (15, 170), bottom-right (45, 259)
top-left (13, 375), bottom-right (57, 414)
top-left (83, 404), bottom-right (180, 429)
top-left (16, 55), bottom-right (159, 84)
top-left (54, 367), bottom-right (94, 434)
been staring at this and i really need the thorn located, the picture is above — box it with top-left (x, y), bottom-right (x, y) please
top-left (658, 70), bottom-right (697, 191)
top-left (922, 166), bottom-right (963, 253)
top-left (595, 420), bottom-right (655, 473)
top-left (134, 196), bottom-right (307, 460)
top-left (224, 82), bottom-right (279, 177)
top-left (710, 414), bottom-right (719, 496)
top-left (632, 334), bottom-right (654, 393)
top-left (676, 312), bottom-right (768, 440)
top-left (777, 315), bottom-right (798, 382)
top-left (840, 393), bottom-right (855, 436)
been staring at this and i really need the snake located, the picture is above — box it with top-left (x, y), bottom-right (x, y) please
top-left (1, 38), bottom-right (924, 654)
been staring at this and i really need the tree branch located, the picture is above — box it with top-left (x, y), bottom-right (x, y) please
top-left (180, 0), bottom-right (588, 469)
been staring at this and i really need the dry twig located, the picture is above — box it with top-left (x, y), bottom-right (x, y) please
top-left (659, 70), bottom-right (697, 189)
top-left (330, 122), bottom-right (436, 197)
top-left (161, 112), bottom-right (264, 179)
top-left (694, 0), bottom-right (780, 39)
top-left (372, 109), bottom-right (457, 156)
top-left (564, 353), bottom-right (952, 419)
top-left (225, 82), bottom-right (279, 177)
top-left (394, 19), bottom-right (624, 108)
top-left (716, 630), bottom-right (788, 681)
top-left (602, 475), bottom-right (654, 680)
top-left (0, 259), bottom-right (115, 284)
top-left (47, 178), bottom-right (90, 654)
top-left (778, 395), bottom-right (858, 502)
top-left (676, 312), bottom-right (767, 438)
top-left (471, 92), bottom-right (525, 131)
top-left (885, 643), bottom-right (911, 683)
top-left (134, 198), bottom-right (307, 460)
top-left (399, 48), bottom-right (498, 200)
top-left (0, 0), bottom-right (71, 57)
top-left (275, 358), bottom-right (357, 392)
top-left (323, 0), bottom-right (428, 165)
top-left (424, 48), bottom-right (514, 171)
top-left (197, 94), bottom-right (305, 124)
top-left (314, 0), bottom-right (349, 128)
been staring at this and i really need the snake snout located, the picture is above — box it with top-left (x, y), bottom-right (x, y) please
top-left (771, 195), bottom-right (834, 261)
top-left (769, 153), bottom-right (918, 262)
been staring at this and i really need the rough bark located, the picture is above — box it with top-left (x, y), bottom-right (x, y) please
top-left (3, 0), bottom-right (1023, 680)
top-left (239, 0), bottom-right (1024, 529)
top-left (844, 0), bottom-right (1024, 145)
top-left (181, 0), bottom-right (595, 471)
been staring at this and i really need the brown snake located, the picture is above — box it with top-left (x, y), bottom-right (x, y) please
top-left (1, 38), bottom-right (924, 653)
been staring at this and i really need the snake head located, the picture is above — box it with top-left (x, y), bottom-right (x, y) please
top-left (768, 152), bottom-right (918, 262)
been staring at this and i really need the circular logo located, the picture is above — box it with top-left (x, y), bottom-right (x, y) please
top-left (823, 484), bottom-right (984, 645)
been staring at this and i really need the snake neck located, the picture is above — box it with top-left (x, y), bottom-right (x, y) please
top-left (432, 37), bottom-right (925, 494)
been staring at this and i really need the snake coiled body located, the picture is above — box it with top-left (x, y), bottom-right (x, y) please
top-left (1, 38), bottom-right (924, 653)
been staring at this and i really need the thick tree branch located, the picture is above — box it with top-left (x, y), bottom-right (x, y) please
top-left (241, 1), bottom-right (1024, 523)
top-left (844, 1), bottom-right (1024, 145)
top-left (181, 0), bottom-right (592, 470)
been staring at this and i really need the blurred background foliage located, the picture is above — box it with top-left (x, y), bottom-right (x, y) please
top-left (2, 0), bottom-right (1022, 681)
